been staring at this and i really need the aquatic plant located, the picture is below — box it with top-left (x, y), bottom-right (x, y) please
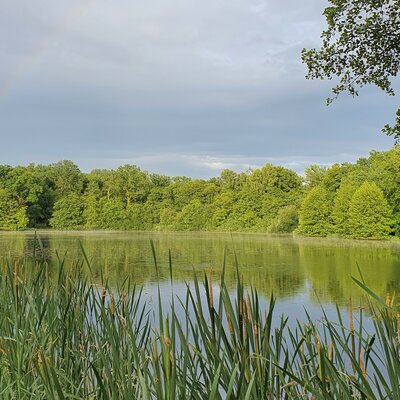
top-left (0, 245), bottom-right (399, 399)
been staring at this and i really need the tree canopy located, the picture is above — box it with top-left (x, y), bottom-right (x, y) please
top-left (348, 181), bottom-right (393, 239)
top-left (0, 147), bottom-right (399, 240)
top-left (302, 0), bottom-right (400, 139)
top-left (297, 186), bottom-right (333, 237)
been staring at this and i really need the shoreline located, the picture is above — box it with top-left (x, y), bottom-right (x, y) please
top-left (0, 229), bottom-right (399, 248)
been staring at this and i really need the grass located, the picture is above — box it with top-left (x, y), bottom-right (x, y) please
top-left (0, 242), bottom-right (399, 399)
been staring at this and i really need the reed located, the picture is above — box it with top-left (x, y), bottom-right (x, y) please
top-left (0, 249), bottom-right (399, 399)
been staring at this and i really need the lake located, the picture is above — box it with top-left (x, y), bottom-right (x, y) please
top-left (1, 231), bottom-right (400, 322)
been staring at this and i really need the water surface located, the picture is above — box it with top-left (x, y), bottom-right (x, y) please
top-left (1, 231), bottom-right (400, 320)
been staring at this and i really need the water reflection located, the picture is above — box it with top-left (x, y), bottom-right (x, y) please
top-left (0, 231), bottom-right (399, 307)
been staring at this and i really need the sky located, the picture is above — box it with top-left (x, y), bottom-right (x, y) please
top-left (0, 0), bottom-right (397, 178)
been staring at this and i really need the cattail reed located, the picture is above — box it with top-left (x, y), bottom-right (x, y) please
top-left (13, 262), bottom-right (19, 307)
top-left (386, 292), bottom-right (391, 307)
top-left (207, 272), bottom-right (215, 340)
top-left (109, 294), bottom-right (115, 316)
top-left (0, 251), bottom-right (399, 399)
top-left (360, 350), bottom-right (366, 378)
top-left (224, 301), bottom-right (234, 340)
top-left (245, 291), bottom-right (251, 326)
top-left (349, 297), bottom-right (355, 361)
top-left (238, 274), bottom-right (244, 343)
top-left (101, 278), bottom-right (106, 306)
top-left (164, 316), bottom-right (172, 383)
top-left (328, 340), bottom-right (333, 362)
top-left (316, 336), bottom-right (324, 382)
top-left (397, 312), bottom-right (400, 339)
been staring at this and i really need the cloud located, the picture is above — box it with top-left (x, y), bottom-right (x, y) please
top-left (78, 149), bottom-right (384, 179)
top-left (0, 0), bottom-right (396, 176)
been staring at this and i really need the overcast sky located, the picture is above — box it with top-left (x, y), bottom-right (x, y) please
top-left (0, 0), bottom-right (397, 177)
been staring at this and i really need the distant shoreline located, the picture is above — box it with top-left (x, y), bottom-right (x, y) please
top-left (1, 229), bottom-right (399, 247)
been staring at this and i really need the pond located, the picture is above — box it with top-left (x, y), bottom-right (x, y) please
top-left (1, 231), bottom-right (400, 322)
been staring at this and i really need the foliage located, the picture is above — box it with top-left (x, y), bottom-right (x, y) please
top-left (114, 165), bottom-right (152, 206)
top-left (304, 164), bottom-right (327, 188)
top-left (175, 199), bottom-right (211, 230)
top-left (0, 147), bottom-right (399, 239)
top-left (331, 181), bottom-right (359, 237)
top-left (96, 198), bottom-right (128, 230)
top-left (0, 189), bottom-right (28, 230)
top-left (49, 193), bottom-right (84, 230)
top-left (211, 192), bottom-right (236, 229)
top-left (302, 0), bottom-right (400, 139)
top-left (269, 205), bottom-right (299, 233)
top-left (2, 253), bottom-right (400, 398)
top-left (47, 160), bottom-right (84, 198)
top-left (348, 181), bottom-right (393, 239)
top-left (297, 186), bottom-right (333, 236)
top-left (321, 163), bottom-right (354, 192)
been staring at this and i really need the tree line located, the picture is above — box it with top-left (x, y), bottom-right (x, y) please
top-left (0, 146), bottom-right (399, 239)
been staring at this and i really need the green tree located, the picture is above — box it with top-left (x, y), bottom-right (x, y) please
top-left (297, 186), bottom-right (333, 237)
top-left (96, 198), bottom-right (127, 230)
top-left (150, 173), bottom-right (171, 188)
top-left (302, 0), bottom-right (400, 138)
top-left (159, 207), bottom-right (178, 230)
top-left (247, 164), bottom-right (301, 194)
top-left (83, 194), bottom-right (100, 229)
top-left (348, 182), bottom-right (393, 239)
top-left (211, 192), bottom-right (236, 228)
top-left (0, 189), bottom-right (28, 230)
top-left (12, 165), bottom-right (54, 227)
top-left (86, 169), bottom-right (117, 200)
top-left (176, 199), bottom-right (211, 231)
top-left (171, 180), bottom-right (218, 209)
top-left (269, 205), bottom-right (299, 233)
top-left (49, 194), bottom-right (84, 229)
top-left (126, 203), bottom-right (149, 230)
top-left (304, 165), bottom-right (327, 188)
top-left (114, 165), bottom-right (152, 206)
top-left (367, 147), bottom-right (400, 235)
top-left (218, 169), bottom-right (247, 191)
top-left (47, 161), bottom-right (84, 198)
top-left (331, 182), bottom-right (359, 237)
top-left (322, 163), bottom-right (353, 193)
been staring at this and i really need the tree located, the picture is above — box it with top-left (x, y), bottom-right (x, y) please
top-left (47, 161), bottom-right (84, 198)
top-left (269, 205), bottom-right (299, 233)
top-left (175, 199), bottom-right (211, 231)
top-left (83, 194), bottom-right (100, 229)
top-left (304, 165), bottom-right (327, 188)
top-left (159, 207), bottom-right (178, 230)
top-left (297, 186), bottom-right (333, 237)
top-left (218, 169), bottom-right (246, 190)
top-left (322, 163), bottom-right (353, 193)
top-left (367, 146), bottom-right (400, 235)
top-left (247, 164), bottom-right (301, 194)
top-left (171, 180), bottom-right (217, 209)
top-left (96, 198), bottom-right (127, 230)
top-left (0, 189), bottom-right (28, 230)
top-left (348, 181), bottom-right (393, 239)
top-left (331, 182), bottom-right (359, 237)
top-left (211, 192), bottom-right (235, 228)
top-left (302, 0), bottom-right (400, 139)
top-left (150, 173), bottom-right (171, 188)
top-left (49, 194), bottom-right (84, 230)
top-left (6, 164), bottom-right (54, 227)
top-left (114, 165), bottom-right (152, 206)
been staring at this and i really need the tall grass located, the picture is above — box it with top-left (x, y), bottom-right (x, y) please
top-left (0, 244), bottom-right (399, 399)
